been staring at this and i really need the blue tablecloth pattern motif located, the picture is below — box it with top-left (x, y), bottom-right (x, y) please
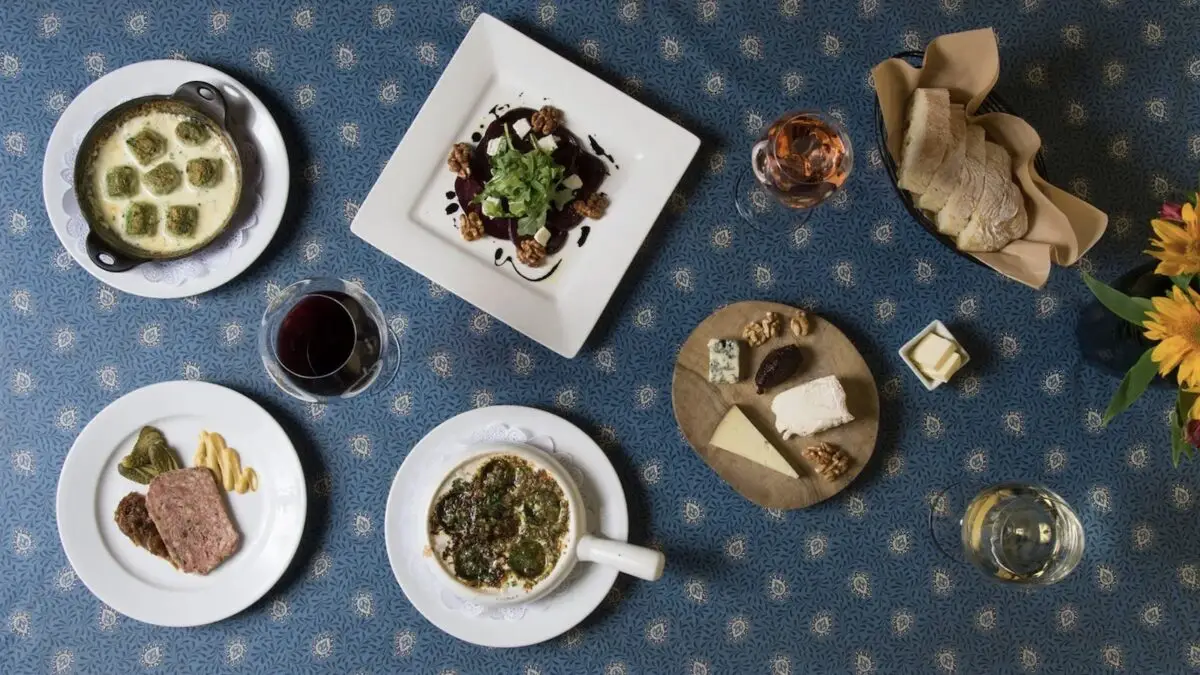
top-left (3, 1), bottom-right (1200, 673)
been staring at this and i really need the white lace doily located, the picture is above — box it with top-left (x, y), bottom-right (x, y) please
top-left (59, 116), bottom-right (264, 286)
top-left (409, 422), bottom-right (597, 622)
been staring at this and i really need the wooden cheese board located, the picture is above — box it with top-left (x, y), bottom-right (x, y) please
top-left (671, 301), bottom-right (880, 509)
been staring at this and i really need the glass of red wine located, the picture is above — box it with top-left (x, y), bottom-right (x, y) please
top-left (259, 277), bottom-right (400, 402)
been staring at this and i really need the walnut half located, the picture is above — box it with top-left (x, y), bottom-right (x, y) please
top-left (530, 105), bottom-right (563, 134)
top-left (459, 212), bottom-right (484, 241)
top-left (790, 310), bottom-right (811, 337)
top-left (517, 239), bottom-right (547, 267)
top-left (573, 192), bottom-right (609, 219)
top-left (447, 142), bottom-right (472, 178)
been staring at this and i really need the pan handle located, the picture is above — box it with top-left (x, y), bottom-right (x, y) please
top-left (173, 81), bottom-right (229, 127)
top-left (576, 534), bottom-right (665, 581)
top-left (86, 232), bottom-right (143, 272)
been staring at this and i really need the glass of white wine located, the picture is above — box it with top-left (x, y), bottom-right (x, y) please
top-left (929, 482), bottom-right (1085, 586)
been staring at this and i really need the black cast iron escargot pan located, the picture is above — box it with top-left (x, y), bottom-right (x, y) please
top-left (73, 81), bottom-right (244, 273)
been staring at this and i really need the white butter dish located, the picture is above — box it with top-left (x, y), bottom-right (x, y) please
top-left (899, 320), bottom-right (971, 391)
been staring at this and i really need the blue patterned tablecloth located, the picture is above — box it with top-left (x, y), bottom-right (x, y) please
top-left (2, 1), bottom-right (1199, 673)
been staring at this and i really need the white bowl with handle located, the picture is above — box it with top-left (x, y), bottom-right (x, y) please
top-left (424, 443), bottom-right (664, 606)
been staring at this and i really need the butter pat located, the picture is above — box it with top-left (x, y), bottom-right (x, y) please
top-left (911, 333), bottom-right (956, 372)
top-left (709, 406), bottom-right (799, 478)
top-left (771, 376), bottom-right (854, 439)
top-left (929, 351), bottom-right (963, 382)
top-left (707, 339), bottom-right (741, 384)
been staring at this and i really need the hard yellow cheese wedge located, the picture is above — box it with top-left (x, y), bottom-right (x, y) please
top-left (709, 406), bottom-right (799, 478)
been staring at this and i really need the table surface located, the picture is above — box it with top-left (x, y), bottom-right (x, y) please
top-left (1, 1), bottom-right (1197, 673)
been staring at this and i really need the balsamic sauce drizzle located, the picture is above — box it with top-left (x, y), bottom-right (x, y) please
top-left (445, 203), bottom-right (460, 215)
top-left (578, 225), bottom-right (591, 247)
top-left (444, 191), bottom-right (456, 199)
top-left (587, 135), bottom-right (619, 170)
top-left (493, 248), bottom-right (562, 282)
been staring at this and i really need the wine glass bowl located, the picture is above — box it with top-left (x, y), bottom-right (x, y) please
top-left (259, 277), bottom-right (400, 402)
top-left (735, 110), bottom-right (853, 222)
top-left (930, 482), bottom-right (1084, 587)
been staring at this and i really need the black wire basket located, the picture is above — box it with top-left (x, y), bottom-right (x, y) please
top-left (873, 50), bottom-right (1049, 266)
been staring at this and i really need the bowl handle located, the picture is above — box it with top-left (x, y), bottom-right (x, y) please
top-left (576, 534), bottom-right (665, 581)
top-left (86, 232), bottom-right (142, 272)
top-left (174, 81), bottom-right (229, 127)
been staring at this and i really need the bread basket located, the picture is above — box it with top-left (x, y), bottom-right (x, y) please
top-left (872, 50), bottom-right (1049, 266)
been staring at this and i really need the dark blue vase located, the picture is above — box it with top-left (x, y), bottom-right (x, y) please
top-left (1076, 260), bottom-right (1173, 387)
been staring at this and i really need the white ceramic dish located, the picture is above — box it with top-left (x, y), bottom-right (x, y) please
top-left (425, 444), bottom-right (663, 606)
top-left (351, 13), bottom-right (700, 358)
top-left (42, 60), bottom-right (289, 299)
top-left (385, 406), bottom-right (633, 647)
top-left (56, 381), bottom-right (307, 627)
top-left (899, 320), bottom-right (971, 391)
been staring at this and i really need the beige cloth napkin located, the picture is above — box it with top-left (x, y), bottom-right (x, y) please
top-left (872, 28), bottom-right (1108, 289)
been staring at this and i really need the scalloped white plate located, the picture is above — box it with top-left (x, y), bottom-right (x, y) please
top-left (42, 60), bottom-right (289, 299)
top-left (384, 406), bottom-right (629, 647)
top-left (56, 381), bottom-right (306, 627)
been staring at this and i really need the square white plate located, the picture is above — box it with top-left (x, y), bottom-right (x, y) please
top-left (350, 14), bottom-right (700, 358)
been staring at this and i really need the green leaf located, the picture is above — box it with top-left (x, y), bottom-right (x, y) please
top-left (1173, 275), bottom-right (1195, 290)
top-left (1171, 413), bottom-right (1186, 467)
top-left (1082, 271), bottom-right (1152, 326)
top-left (1176, 390), bottom-right (1199, 467)
top-left (1103, 348), bottom-right (1160, 424)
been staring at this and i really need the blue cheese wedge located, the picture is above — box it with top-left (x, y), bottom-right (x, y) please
top-left (707, 339), bottom-right (741, 384)
top-left (709, 406), bottom-right (799, 478)
top-left (771, 375), bottom-right (854, 439)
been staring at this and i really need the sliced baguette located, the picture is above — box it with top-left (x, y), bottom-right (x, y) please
top-left (897, 88), bottom-right (952, 195)
top-left (935, 125), bottom-right (987, 236)
top-left (916, 105), bottom-right (968, 212)
top-left (957, 143), bottom-right (1024, 252)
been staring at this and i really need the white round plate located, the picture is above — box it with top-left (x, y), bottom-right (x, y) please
top-left (384, 406), bottom-right (629, 648)
top-left (56, 381), bottom-right (306, 627)
top-left (42, 60), bottom-right (290, 299)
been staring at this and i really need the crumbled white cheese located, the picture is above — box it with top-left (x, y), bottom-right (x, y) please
top-left (561, 174), bottom-right (583, 190)
top-left (512, 118), bottom-right (532, 138)
top-left (482, 197), bottom-right (504, 218)
top-left (533, 227), bottom-right (552, 246)
top-left (536, 135), bottom-right (558, 152)
top-left (486, 137), bottom-right (505, 156)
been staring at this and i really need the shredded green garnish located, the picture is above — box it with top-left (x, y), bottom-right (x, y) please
top-left (473, 127), bottom-right (568, 236)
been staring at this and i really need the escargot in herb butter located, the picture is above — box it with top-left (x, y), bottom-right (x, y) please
top-left (429, 455), bottom-right (569, 590)
top-left (86, 108), bottom-right (238, 254)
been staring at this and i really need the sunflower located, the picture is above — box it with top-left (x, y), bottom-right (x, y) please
top-left (1147, 202), bottom-right (1200, 276)
top-left (1144, 285), bottom-right (1200, 388)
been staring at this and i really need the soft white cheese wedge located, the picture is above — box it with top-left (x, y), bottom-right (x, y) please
top-left (771, 375), bottom-right (854, 439)
top-left (709, 406), bottom-right (799, 478)
top-left (486, 137), bottom-right (506, 156)
top-left (533, 227), bottom-right (552, 246)
top-left (536, 135), bottom-right (558, 152)
top-left (512, 118), bottom-right (532, 138)
top-left (562, 174), bottom-right (583, 190)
